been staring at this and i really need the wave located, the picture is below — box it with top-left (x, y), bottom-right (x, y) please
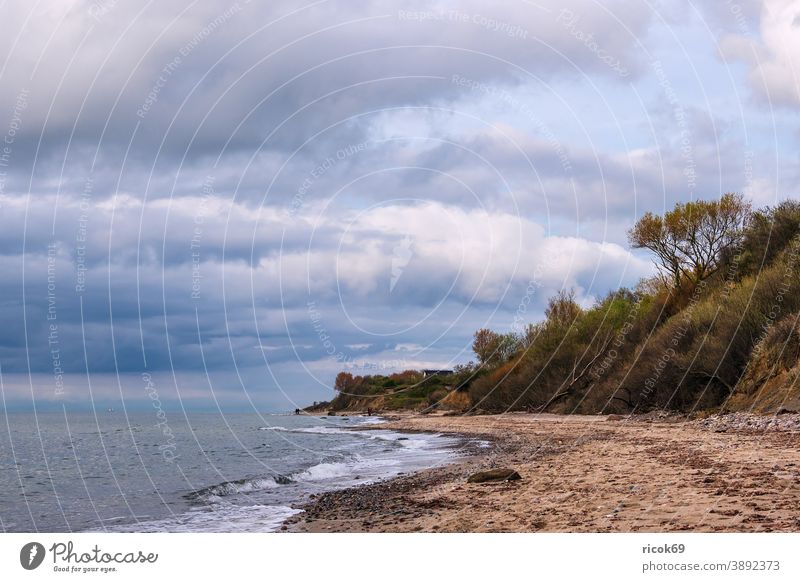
top-left (292, 426), bottom-right (353, 435)
top-left (186, 474), bottom-right (293, 501)
top-left (185, 422), bottom-right (461, 517)
top-left (295, 461), bottom-right (354, 481)
top-left (353, 416), bottom-right (387, 425)
top-left (108, 504), bottom-right (302, 533)
top-left (189, 456), bottom-right (400, 500)
top-left (259, 425), bottom-right (360, 435)
top-left (259, 416), bottom-right (384, 432)
top-left (258, 424), bottom-right (440, 445)
top-left (295, 457), bottom-right (400, 483)
top-left (258, 425), bottom-right (380, 437)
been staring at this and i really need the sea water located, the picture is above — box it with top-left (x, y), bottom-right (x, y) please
top-left (0, 411), bottom-right (465, 532)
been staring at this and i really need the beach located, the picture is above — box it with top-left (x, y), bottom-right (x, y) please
top-left (285, 413), bottom-right (800, 532)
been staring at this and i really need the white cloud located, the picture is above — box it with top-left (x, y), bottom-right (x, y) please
top-left (265, 200), bottom-right (654, 307)
top-left (718, 0), bottom-right (800, 106)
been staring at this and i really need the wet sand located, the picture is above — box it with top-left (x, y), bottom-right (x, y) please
top-left (284, 413), bottom-right (800, 532)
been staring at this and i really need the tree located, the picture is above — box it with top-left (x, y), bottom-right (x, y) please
top-left (628, 193), bottom-right (750, 288)
top-left (472, 328), bottom-right (501, 366)
top-left (544, 288), bottom-right (581, 328)
top-left (471, 329), bottom-right (521, 366)
top-left (334, 372), bottom-right (356, 393)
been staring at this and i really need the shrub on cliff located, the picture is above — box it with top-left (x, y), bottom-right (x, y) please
top-left (466, 196), bottom-right (800, 415)
top-left (469, 288), bottom-right (644, 412)
top-left (735, 199), bottom-right (800, 277)
top-left (610, 245), bottom-right (800, 411)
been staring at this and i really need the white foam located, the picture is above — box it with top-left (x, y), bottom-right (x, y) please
top-left (296, 457), bottom-right (399, 483)
top-left (110, 420), bottom-right (462, 532)
top-left (109, 504), bottom-right (301, 533)
top-left (287, 425), bottom-right (446, 448)
top-left (355, 416), bottom-right (388, 425)
top-left (292, 426), bottom-right (351, 435)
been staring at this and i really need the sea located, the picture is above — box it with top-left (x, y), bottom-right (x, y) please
top-left (0, 411), bottom-right (469, 532)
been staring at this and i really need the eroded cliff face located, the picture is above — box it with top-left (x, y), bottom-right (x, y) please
top-left (305, 385), bottom-right (472, 415)
top-left (728, 314), bottom-right (800, 413)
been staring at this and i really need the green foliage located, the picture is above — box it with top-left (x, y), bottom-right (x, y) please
top-left (469, 288), bottom-right (645, 412)
top-left (629, 193), bottom-right (750, 288)
top-left (609, 242), bottom-right (800, 411)
top-left (472, 329), bottom-right (518, 366)
top-left (544, 288), bottom-right (582, 328)
top-left (324, 197), bottom-right (799, 417)
top-left (325, 369), bottom-right (442, 411)
top-left (451, 362), bottom-right (486, 392)
top-left (466, 197), bottom-right (800, 415)
top-left (735, 199), bottom-right (800, 276)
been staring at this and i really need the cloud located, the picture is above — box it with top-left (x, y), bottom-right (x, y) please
top-left (0, 1), bottom-right (660, 169)
top-left (0, 0), bottom-right (794, 410)
top-left (716, 0), bottom-right (800, 107)
top-left (0, 192), bottom-right (651, 382)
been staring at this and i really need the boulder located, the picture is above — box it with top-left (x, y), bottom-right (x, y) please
top-left (467, 468), bottom-right (521, 483)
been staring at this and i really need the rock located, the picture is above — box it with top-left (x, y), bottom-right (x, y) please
top-left (467, 468), bottom-right (521, 483)
top-left (777, 407), bottom-right (796, 415)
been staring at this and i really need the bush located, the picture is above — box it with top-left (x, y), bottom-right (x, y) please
top-left (610, 247), bottom-right (800, 411)
top-left (427, 388), bottom-right (449, 406)
top-left (469, 288), bottom-right (645, 412)
top-left (323, 200), bottom-right (800, 416)
top-left (736, 200), bottom-right (800, 276)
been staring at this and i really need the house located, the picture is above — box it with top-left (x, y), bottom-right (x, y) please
top-left (422, 369), bottom-right (453, 378)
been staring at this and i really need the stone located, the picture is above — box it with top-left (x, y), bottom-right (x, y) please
top-left (467, 468), bottom-right (521, 483)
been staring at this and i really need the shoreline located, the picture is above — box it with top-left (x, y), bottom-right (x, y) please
top-left (283, 412), bottom-right (800, 532)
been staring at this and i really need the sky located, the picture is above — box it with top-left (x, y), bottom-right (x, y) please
top-left (0, 0), bottom-right (798, 411)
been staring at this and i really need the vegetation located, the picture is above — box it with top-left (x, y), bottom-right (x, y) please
top-left (628, 192), bottom-right (750, 289)
top-left (314, 196), bottom-right (800, 416)
top-left (467, 196), bottom-right (800, 414)
top-left (306, 370), bottom-right (464, 413)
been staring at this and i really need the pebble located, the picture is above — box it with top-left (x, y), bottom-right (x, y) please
top-left (695, 413), bottom-right (800, 433)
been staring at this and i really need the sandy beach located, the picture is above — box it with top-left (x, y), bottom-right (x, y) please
top-left (285, 413), bottom-right (800, 532)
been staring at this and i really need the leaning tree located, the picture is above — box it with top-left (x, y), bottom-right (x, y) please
top-left (628, 193), bottom-right (751, 289)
